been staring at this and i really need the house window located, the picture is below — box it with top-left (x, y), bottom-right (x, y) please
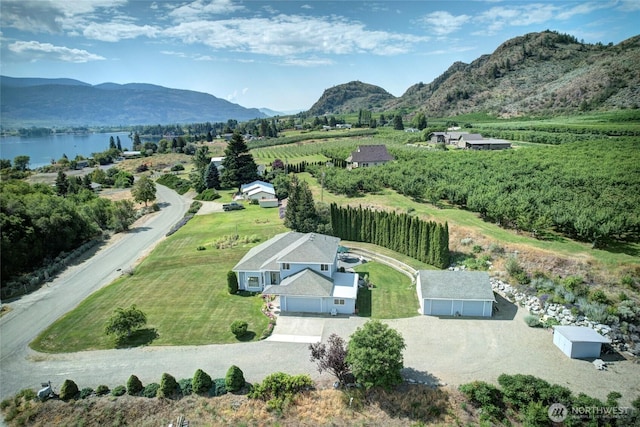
top-left (321, 264), bottom-right (328, 271)
top-left (334, 299), bottom-right (345, 305)
top-left (283, 263), bottom-right (290, 270)
top-left (247, 277), bottom-right (259, 288)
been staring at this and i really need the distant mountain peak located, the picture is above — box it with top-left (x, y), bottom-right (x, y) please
top-left (307, 80), bottom-right (395, 116)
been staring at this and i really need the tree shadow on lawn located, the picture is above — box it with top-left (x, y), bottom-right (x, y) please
top-left (601, 239), bottom-right (640, 258)
top-left (116, 328), bottom-right (159, 348)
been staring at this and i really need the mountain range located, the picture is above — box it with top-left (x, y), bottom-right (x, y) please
top-left (310, 31), bottom-right (640, 117)
top-left (0, 76), bottom-right (266, 128)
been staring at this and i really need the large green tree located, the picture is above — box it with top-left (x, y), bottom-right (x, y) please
top-left (204, 162), bottom-right (221, 190)
top-left (104, 305), bottom-right (147, 342)
top-left (284, 175), bottom-right (318, 232)
top-left (346, 320), bottom-right (406, 390)
top-left (220, 132), bottom-right (259, 189)
top-left (131, 175), bottom-right (156, 207)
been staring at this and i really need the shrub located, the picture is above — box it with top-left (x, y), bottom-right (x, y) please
top-left (80, 388), bottom-right (93, 399)
top-left (178, 378), bottom-right (192, 396)
top-left (230, 320), bottom-right (248, 338)
top-left (187, 201), bottom-right (203, 214)
top-left (524, 315), bottom-right (541, 327)
top-left (127, 375), bottom-right (143, 395)
top-left (95, 385), bottom-right (110, 396)
top-left (212, 378), bottom-right (227, 396)
top-left (459, 381), bottom-right (503, 421)
top-left (59, 379), bottom-right (79, 401)
top-left (196, 246), bottom-right (206, 251)
top-left (196, 188), bottom-right (221, 201)
top-left (488, 243), bottom-right (505, 256)
top-left (505, 257), bottom-right (529, 284)
top-left (589, 289), bottom-right (610, 305)
top-left (170, 164), bottom-right (185, 171)
top-left (158, 373), bottom-right (179, 398)
top-left (192, 369), bottom-right (213, 395)
top-left (225, 365), bottom-right (246, 392)
top-left (111, 385), bottom-right (126, 397)
top-left (142, 383), bottom-right (160, 398)
top-left (248, 372), bottom-right (313, 412)
top-left (227, 271), bottom-right (239, 295)
top-left (472, 244), bottom-right (483, 253)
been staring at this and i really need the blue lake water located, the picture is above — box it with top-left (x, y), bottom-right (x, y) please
top-left (0, 132), bottom-right (133, 169)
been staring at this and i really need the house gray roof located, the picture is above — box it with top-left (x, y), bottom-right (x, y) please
top-left (418, 271), bottom-right (495, 301)
top-left (554, 326), bottom-right (610, 343)
top-left (232, 232), bottom-right (339, 272)
top-left (347, 145), bottom-right (394, 163)
top-left (460, 133), bottom-right (484, 141)
top-left (262, 269), bottom-right (334, 297)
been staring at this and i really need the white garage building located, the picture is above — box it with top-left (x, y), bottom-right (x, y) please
top-left (417, 271), bottom-right (495, 317)
top-left (553, 326), bottom-right (610, 359)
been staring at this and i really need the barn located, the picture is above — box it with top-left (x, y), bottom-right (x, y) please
top-left (417, 271), bottom-right (495, 317)
top-left (553, 326), bottom-right (610, 359)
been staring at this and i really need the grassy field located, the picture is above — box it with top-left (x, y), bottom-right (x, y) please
top-left (31, 204), bottom-right (287, 352)
top-left (354, 262), bottom-right (419, 319)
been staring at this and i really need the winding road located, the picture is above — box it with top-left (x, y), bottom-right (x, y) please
top-left (0, 185), bottom-right (190, 399)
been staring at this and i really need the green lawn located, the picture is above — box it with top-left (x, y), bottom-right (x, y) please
top-left (354, 262), bottom-right (419, 319)
top-left (31, 204), bottom-right (287, 353)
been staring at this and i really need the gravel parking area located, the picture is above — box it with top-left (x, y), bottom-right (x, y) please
top-left (274, 294), bottom-right (640, 405)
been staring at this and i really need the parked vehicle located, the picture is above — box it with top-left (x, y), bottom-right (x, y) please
top-left (223, 202), bottom-right (245, 211)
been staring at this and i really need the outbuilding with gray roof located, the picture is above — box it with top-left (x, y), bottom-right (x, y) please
top-left (417, 270), bottom-right (495, 317)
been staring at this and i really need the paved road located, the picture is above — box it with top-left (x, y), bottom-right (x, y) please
top-left (0, 184), bottom-right (189, 399)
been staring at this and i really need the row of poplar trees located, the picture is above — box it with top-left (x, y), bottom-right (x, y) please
top-left (329, 204), bottom-right (450, 269)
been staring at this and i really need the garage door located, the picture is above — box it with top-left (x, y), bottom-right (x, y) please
top-left (462, 301), bottom-right (486, 316)
top-left (286, 297), bottom-right (322, 313)
top-left (429, 299), bottom-right (453, 316)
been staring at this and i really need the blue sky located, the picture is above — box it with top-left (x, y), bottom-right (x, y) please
top-left (1, 1), bottom-right (639, 112)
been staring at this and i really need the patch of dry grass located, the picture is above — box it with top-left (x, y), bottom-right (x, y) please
top-left (1, 385), bottom-right (474, 427)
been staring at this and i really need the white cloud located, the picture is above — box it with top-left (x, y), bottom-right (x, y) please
top-left (8, 40), bottom-right (105, 62)
top-left (0, 0), bottom-right (126, 33)
top-left (616, 0), bottom-right (640, 11)
top-left (163, 14), bottom-right (427, 57)
top-left (421, 11), bottom-right (471, 36)
top-left (169, 0), bottom-right (244, 20)
top-left (82, 22), bottom-right (159, 42)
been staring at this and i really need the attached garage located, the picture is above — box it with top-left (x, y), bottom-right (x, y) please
top-left (263, 269), bottom-right (358, 315)
top-left (553, 326), bottom-right (610, 359)
top-left (282, 296), bottom-right (322, 313)
top-left (417, 271), bottom-right (495, 317)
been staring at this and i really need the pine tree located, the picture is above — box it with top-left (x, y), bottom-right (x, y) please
top-left (221, 132), bottom-right (259, 190)
top-left (204, 162), bottom-right (221, 189)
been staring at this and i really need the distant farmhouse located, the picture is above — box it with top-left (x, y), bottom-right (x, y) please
top-left (346, 145), bottom-right (395, 169)
top-left (428, 132), bottom-right (511, 150)
top-left (210, 156), bottom-right (224, 171)
top-left (240, 180), bottom-right (277, 207)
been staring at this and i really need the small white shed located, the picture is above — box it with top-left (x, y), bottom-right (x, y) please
top-left (553, 326), bottom-right (610, 359)
top-left (417, 271), bottom-right (495, 317)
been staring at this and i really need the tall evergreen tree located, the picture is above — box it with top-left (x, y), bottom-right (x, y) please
top-left (204, 163), bottom-right (221, 189)
top-left (55, 170), bottom-right (69, 196)
top-left (393, 114), bottom-right (404, 130)
top-left (116, 136), bottom-right (122, 151)
top-left (193, 146), bottom-right (211, 172)
top-left (221, 132), bottom-right (259, 190)
top-left (109, 136), bottom-right (116, 149)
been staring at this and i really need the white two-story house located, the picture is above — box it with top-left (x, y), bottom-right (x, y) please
top-left (232, 232), bottom-right (358, 314)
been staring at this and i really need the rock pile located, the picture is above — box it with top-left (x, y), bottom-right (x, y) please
top-left (491, 278), bottom-right (640, 357)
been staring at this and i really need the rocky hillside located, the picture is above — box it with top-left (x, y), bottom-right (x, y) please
top-left (390, 31), bottom-right (640, 117)
top-left (307, 31), bottom-right (640, 117)
top-left (0, 77), bottom-right (266, 128)
top-left (307, 80), bottom-right (395, 116)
